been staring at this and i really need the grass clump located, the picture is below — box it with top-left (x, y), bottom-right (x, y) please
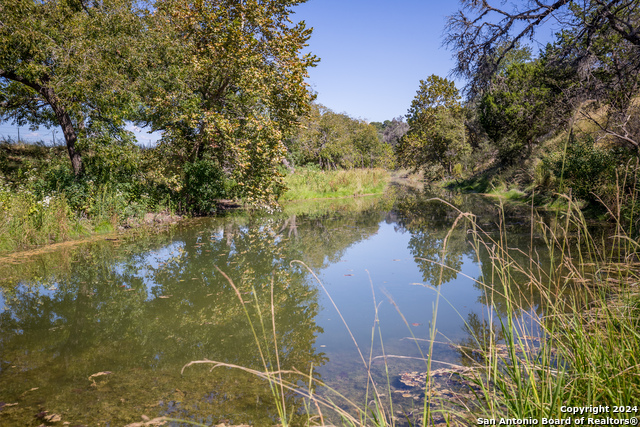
top-left (281, 167), bottom-right (390, 201)
top-left (0, 185), bottom-right (88, 251)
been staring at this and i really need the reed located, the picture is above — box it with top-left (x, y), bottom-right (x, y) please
top-left (458, 170), bottom-right (640, 423)
top-left (178, 165), bottom-right (639, 426)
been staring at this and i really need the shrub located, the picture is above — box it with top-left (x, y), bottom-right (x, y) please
top-left (543, 137), bottom-right (617, 203)
top-left (183, 159), bottom-right (228, 214)
top-left (422, 163), bottom-right (446, 182)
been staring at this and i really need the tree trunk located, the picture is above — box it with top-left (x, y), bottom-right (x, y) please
top-left (0, 69), bottom-right (83, 176)
top-left (50, 97), bottom-right (83, 177)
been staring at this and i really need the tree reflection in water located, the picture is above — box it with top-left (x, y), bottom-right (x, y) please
top-left (0, 196), bottom-right (393, 426)
top-left (0, 190), bottom-right (580, 425)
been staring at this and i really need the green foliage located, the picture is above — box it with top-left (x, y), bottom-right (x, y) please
top-left (478, 54), bottom-right (572, 164)
top-left (139, 0), bottom-right (318, 207)
top-left (0, 180), bottom-right (84, 251)
top-left (0, 139), bottom-right (178, 252)
top-left (183, 159), bottom-right (228, 215)
top-left (1, 0), bottom-right (329, 243)
top-left (446, 0), bottom-right (640, 203)
top-left (452, 163), bottom-right (464, 178)
top-left (287, 103), bottom-right (395, 170)
top-left (397, 75), bottom-right (470, 179)
top-left (0, 0), bottom-right (148, 175)
top-left (543, 137), bottom-right (617, 203)
top-left (81, 133), bottom-right (142, 185)
top-left (1, 0), bottom-right (318, 205)
top-left (446, 40), bottom-right (637, 216)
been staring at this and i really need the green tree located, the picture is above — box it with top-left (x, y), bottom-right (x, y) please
top-left (140, 0), bottom-right (318, 206)
top-left (0, 0), bottom-right (146, 176)
top-left (446, 0), bottom-right (640, 153)
top-left (379, 117), bottom-right (409, 148)
top-left (286, 103), bottom-right (394, 169)
top-left (397, 75), bottom-right (469, 179)
top-left (478, 51), bottom-right (572, 163)
top-left (316, 109), bottom-right (355, 168)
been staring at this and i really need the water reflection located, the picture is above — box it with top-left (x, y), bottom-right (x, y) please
top-left (0, 196), bottom-right (394, 425)
top-left (0, 189), bottom-right (568, 425)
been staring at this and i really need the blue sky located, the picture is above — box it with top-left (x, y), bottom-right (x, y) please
top-left (0, 0), bottom-right (560, 143)
top-left (293, 0), bottom-right (462, 122)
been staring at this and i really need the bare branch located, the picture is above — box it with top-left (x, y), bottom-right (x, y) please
top-left (580, 108), bottom-right (640, 151)
top-left (445, 0), bottom-right (572, 94)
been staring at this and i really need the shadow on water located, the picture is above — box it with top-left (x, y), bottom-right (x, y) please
top-left (0, 188), bottom-right (596, 425)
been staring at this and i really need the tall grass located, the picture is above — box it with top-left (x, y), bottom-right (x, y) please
top-left (281, 168), bottom-right (390, 201)
top-left (0, 140), bottom-right (179, 253)
top-left (176, 167), bottom-right (639, 426)
top-left (0, 183), bottom-right (173, 252)
top-left (457, 169), bottom-right (640, 424)
top-left (0, 188), bottom-right (89, 252)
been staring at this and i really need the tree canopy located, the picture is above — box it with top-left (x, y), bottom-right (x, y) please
top-left (0, 0), bottom-right (147, 176)
top-left (445, 0), bottom-right (640, 93)
top-left (446, 0), bottom-right (640, 153)
top-left (286, 103), bottom-right (395, 170)
top-left (396, 75), bottom-right (469, 179)
top-left (477, 47), bottom-right (573, 163)
top-left (1, 0), bottom-right (318, 206)
top-left (138, 0), bottom-right (318, 205)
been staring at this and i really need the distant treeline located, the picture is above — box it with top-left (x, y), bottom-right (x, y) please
top-left (285, 103), bottom-right (401, 171)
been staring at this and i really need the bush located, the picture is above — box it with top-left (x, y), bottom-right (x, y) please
top-left (543, 137), bottom-right (617, 203)
top-left (0, 183), bottom-right (82, 251)
top-left (183, 159), bottom-right (228, 214)
top-left (422, 163), bottom-right (446, 182)
top-left (84, 139), bottom-right (144, 185)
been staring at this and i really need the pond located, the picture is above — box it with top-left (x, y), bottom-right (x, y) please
top-left (0, 187), bottom-right (561, 426)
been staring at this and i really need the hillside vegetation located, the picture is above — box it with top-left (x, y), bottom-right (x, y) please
top-left (387, 1), bottom-right (640, 231)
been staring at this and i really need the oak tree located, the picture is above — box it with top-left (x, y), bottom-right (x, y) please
top-left (0, 0), bottom-right (146, 176)
top-left (141, 0), bottom-right (318, 205)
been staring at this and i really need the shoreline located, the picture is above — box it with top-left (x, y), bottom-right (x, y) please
top-left (0, 211), bottom-right (182, 261)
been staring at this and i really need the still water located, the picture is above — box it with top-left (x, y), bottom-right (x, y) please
top-left (0, 188), bottom-right (552, 426)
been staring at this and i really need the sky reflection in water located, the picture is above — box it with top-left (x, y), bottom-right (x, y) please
top-left (0, 190), bottom-right (547, 425)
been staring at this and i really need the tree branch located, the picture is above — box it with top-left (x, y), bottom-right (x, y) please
top-left (579, 108), bottom-right (640, 151)
top-left (0, 68), bottom-right (83, 175)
